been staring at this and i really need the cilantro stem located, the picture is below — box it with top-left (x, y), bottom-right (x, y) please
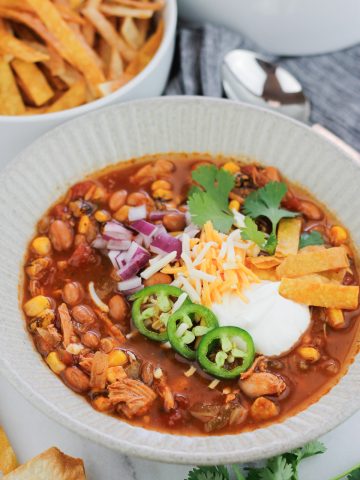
top-left (232, 465), bottom-right (246, 480)
top-left (329, 462), bottom-right (360, 480)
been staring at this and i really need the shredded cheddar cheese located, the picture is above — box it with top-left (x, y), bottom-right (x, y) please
top-left (162, 221), bottom-right (259, 306)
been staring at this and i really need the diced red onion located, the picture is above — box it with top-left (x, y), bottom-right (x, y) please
top-left (131, 219), bottom-right (158, 238)
top-left (124, 285), bottom-right (144, 295)
top-left (108, 250), bottom-right (120, 269)
top-left (149, 209), bottom-right (183, 221)
top-left (107, 239), bottom-right (131, 251)
top-left (150, 231), bottom-right (182, 259)
top-left (92, 235), bottom-right (108, 249)
top-left (103, 221), bottom-right (132, 241)
top-left (128, 205), bottom-right (147, 222)
top-left (118, 242), bottom-right (151, 280)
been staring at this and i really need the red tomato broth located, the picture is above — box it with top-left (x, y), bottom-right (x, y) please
top-left (21, 153), bottom-right (360, 436)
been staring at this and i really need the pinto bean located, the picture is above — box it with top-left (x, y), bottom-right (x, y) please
top-left (62, 282), bottom-right (84, 306)
top-left (144, 272), bottom-right (172, 287)
top-left (127, 192), bottom-right (148, 206)
top-left (72, 304), bottom-right (97, 325)
top-left (108, 295), bottom-right (128, 323)
top-left (61, 366), bottom-right (90, 393)
top-left (81, 330), bottom-right (100, 349)
top-left (109, 190), bottom-right (127, 211)
top-left (49, 220), bottom-right (74, 251)
top-left (154, 159), bottom-right (175, 174)
top-left (297, 200), bottom-right (324, 221)
top-left (163, 213), bottom-right (186, 232)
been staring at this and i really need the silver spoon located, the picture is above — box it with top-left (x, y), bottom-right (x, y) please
top-left (222, 49), bottom-right (310, 123)
top-left (221, 49), bottom-right (360, 160)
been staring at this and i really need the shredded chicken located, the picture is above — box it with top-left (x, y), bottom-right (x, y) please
top-left (47, 324), bottom-right (62, 345)
top-left (90, 351), bottom-right (109, 390)
top-left (108, 378), bottom-right (157, 418)
top-left (239, 372), bottom-right (286, 399)
top-left (58, 303), bottom-right (74, 347)
top-left (97, 311), bottom-right (126, 343)
top-left (154, 376), bottom-right (175, 411)
top-left (79, 356), bottom-right (93, 373)
top-left (240, 356), bottom-right (266, 380)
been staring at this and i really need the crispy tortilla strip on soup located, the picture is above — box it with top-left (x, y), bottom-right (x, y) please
top-left (22, 154), bottom-right (360, 435)
top-left (0, 0), bottom-right (165, 115)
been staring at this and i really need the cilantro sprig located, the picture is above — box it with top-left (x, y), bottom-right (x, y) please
top-left (188, 165), bottom-right (235, 233)
top-left (186, 441), bottom-right (360, 480)
top-left (242, 182), bottom-right (298, 254)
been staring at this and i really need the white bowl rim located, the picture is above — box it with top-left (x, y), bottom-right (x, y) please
top-left (1, 96), bottom-right (360, 465)
top-left (0, 0), bottom-right (177, 124)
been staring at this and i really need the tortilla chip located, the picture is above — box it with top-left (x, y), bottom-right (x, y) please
top-left (46, 79), bottom-right (86, 113)
top-left (12, 59), bottom-right (54, 106)
top-left (279, 277), bottom-right (359, 309)
top-left (247, 255), bottom-right (282, 270)
top-left (3, 447), bottom-right (86, 480)
top-left (275, 218), bottom-right (301, 257)
top-left (276, 246), bottom-right (349, 279)
top-left (0, 427), bottom-right (18, 474)
top-left (25, 0), bottom-right (105, 87)
top-left (0, 58), bottom-right (25, 115)
top-left (0, 31), bottom-right (49, 62)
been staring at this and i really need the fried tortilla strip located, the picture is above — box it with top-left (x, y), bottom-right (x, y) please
top-left (108, 47), bottom-right (124, 79)
top-left (0, 58), bottom-right (25, 115)
top-left (0, 0), bottom-right (85, 24)
top-left (11, 59), bottom-right (54, 106)
top-left (275, 217), bottom-right (301, 257)
top-left (276, 246), bottom-right (349, 279)
top-left (46, 79), bottom-right (87, 113)
top-left (0, 427), bottom-right (17, 474)
top-left (125, 18), bottom-right (163, 75)
top-left (3, 447), bottom-right (86, 480)
top-left (279, 278), bottom-right (359, 309)
top-left (121, 16), bottom-right (143, 50)
top-left (100, 4), bottom-right (154, 19)
top-left (98, 72), bottom-right (135, 95)
top-left (247, 265), bottom-right (278, 281)
top-left (109, 0), bottom-right (165, 11)
top-left (25, 0), bottom-right (105, 88)
top-left (136, 18), bottom-right (150, 47)
top-left (82, 5), bottom-right (136, 62)
top-left (247, 255), bottom-right (282, 270)
top-left (0, 31), bottom-right (49, 62)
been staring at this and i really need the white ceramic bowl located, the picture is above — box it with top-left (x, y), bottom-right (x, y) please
top-left (1, 97), bottom-right (360, 465)
top-left (0, 0), bottom-right (177, 168)
top-left (178, 0), bottom-right (360, 56)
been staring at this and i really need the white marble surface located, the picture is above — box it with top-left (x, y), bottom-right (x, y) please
top-left (0, 372), bottom-right (359, 480)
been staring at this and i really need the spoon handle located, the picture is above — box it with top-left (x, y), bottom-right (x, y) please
top-left (312, 124), bottom-right (360, 163)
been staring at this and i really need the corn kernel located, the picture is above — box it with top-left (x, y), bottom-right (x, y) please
top-left (229, 200), bottom-right (240, 211)
top-left (32, 236), bottom-right (51, 256)
top-left (106, 366), bottom-right (127, 383)
top-left (223, 162), bottom-right (240, 174)
top-left (152, 189), bottom-right (173, 201)
top-left (108, 349), bottom-right (128, 367)
top-left (24, 295), bottom-right (50, 317)
top-left (113, 205), bottom-right (129, 222)
top-left (94, 210), bottom-right (111, 223)
top-left (330, 225), bottom-right (348, 246)
top-left (78, 215), bottom-right (90, 234)
top-left (92, 396), bottom-right (112, 412)
top-left (326, 308), bottom-right (345, 329)
top-left (92, 186), bottom-right (107, 202)
top-left (46, 352), bottom-right (66, 374)
top-left (297, 346), bottom-right (321, 363)
top-left (151, 180), bottom-right (172, 191)
top-left (37, 308), bottom-right (55, 328)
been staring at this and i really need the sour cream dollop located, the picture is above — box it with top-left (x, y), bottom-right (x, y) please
top-left (211, 281), bottom-right (310, 357)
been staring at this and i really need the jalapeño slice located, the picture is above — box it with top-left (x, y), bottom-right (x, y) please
top-left (131, 284), bottom-right (190, 342)
top-left (167, 304), bottom-right (219, 360)
top-left (197, 326), bottom-right (255, 379)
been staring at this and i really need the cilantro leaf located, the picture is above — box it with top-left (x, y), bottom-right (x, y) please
top-left (299, 231), bottom-right (325, 249)
top-left (259, 457), bottom-right (293, 480)
top-left (348, 468), bottom-right (360, 480)
top-left (243, 182), bottom-right (297, 235)
top-left (188, 191), bottom-right (234, 233)
top-left (240, 216), bottom-right (267, 248)
top-left (188, 165), bottom-right (235, 233)
top-left (192, 165), bottom-right (235, 209)
top-left (283, 441), bottom-right (326, 480)
top-left (187, 466), bottom-right (230, 480)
